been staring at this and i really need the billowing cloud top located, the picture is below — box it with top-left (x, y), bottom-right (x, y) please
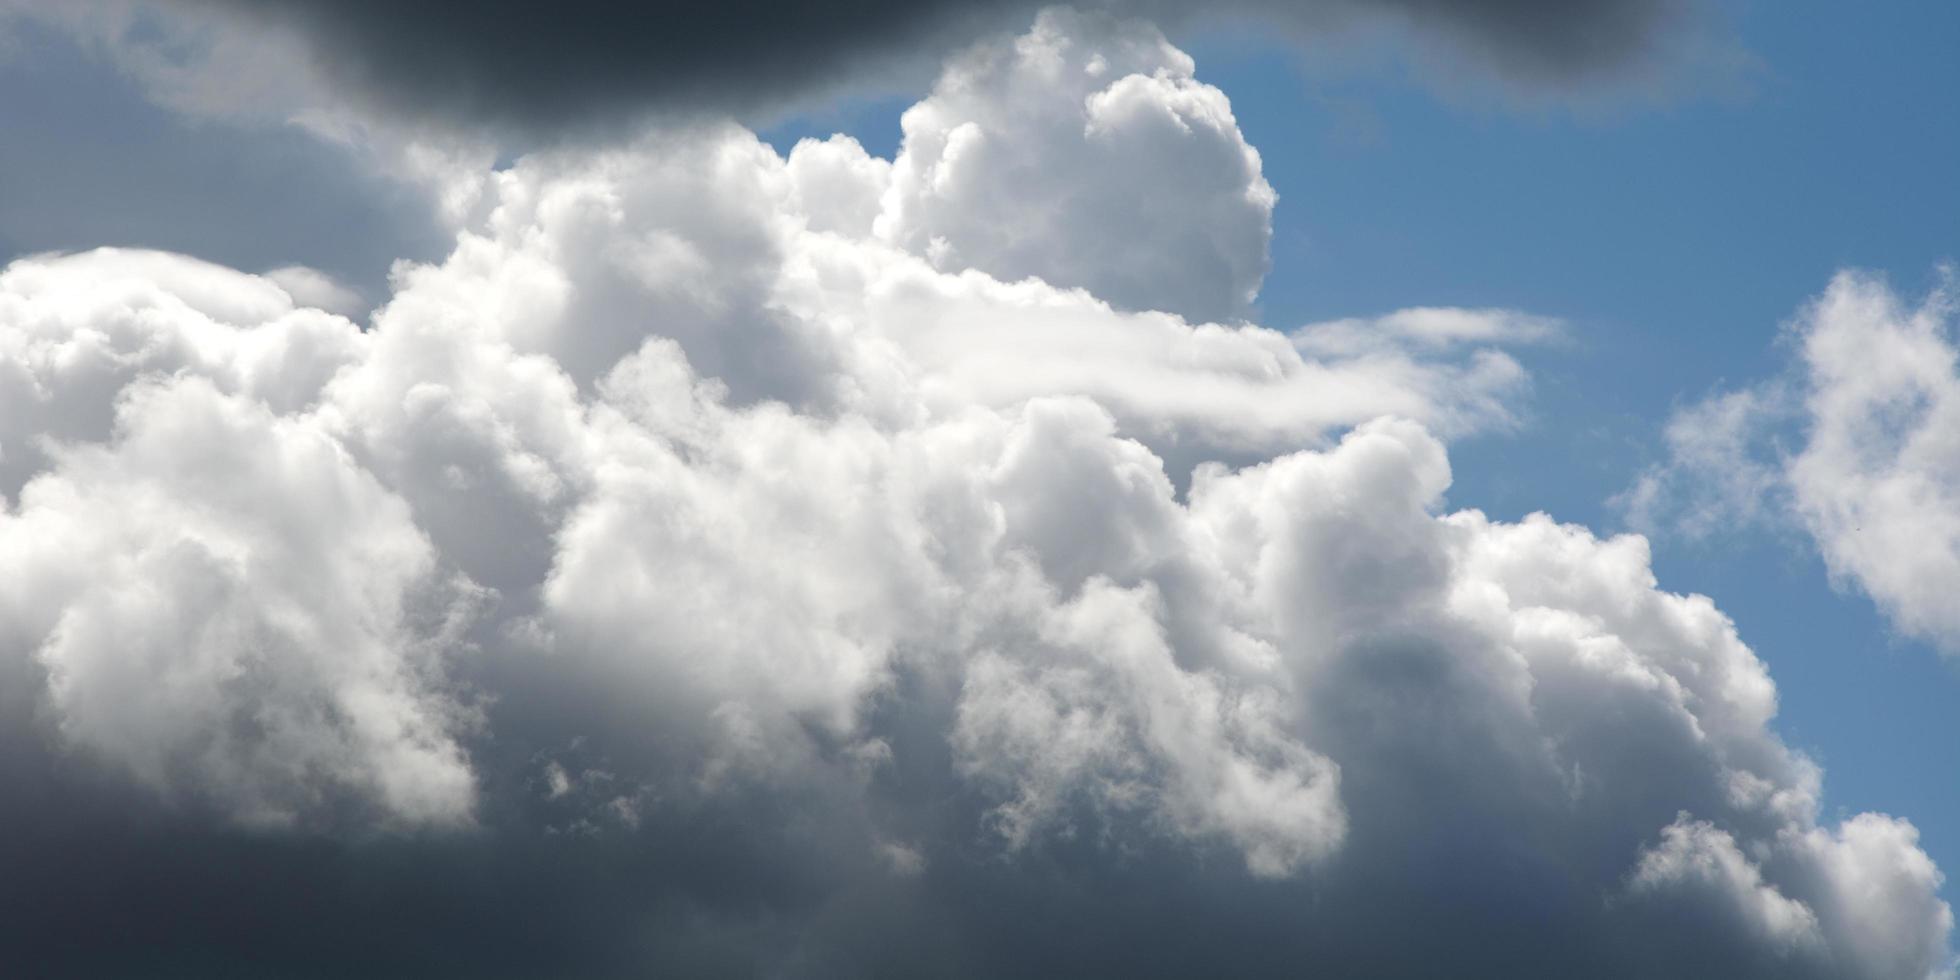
top-left (0, 11), bottom-right (1949, 980)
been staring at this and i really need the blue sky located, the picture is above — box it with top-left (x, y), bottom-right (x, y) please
top-left (770, 0), bottom-right (1960, 875)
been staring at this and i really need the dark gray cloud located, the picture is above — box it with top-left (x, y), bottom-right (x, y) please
top-left (176, 0), bottom-right (1700, 132)
top-left (1336, 0), bottom-right (1696, 78)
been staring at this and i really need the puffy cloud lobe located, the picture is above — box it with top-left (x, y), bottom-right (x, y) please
top-left (0, 248), bottom-right (368, 498)
top-left (1627, 270), bottom-right (1960, 655)
top-left (1629, 815), bottom-right (1821, 951)
top-left (0, 375), bottom-right (477, 828)
top-left (877, 10), bottom-right (1273, 323)
top-left (0, 16), bottom-right (1949, 979)
top-left (1790, 814), bottom-right (1955, 980)
top-left (306, 54), bottom-right (1534, 457)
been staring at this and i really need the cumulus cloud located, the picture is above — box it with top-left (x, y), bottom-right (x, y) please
top-left (0, 0), bottom-right (1728, 314)
top-left (0, 374), bottom-right (478, 828)
top-left (0, 14), bottom-right (1947, 979)
top-left (0, 248), bottom-right (369, 497)
top-left (1625, 269), bottom-right (1960, 655)
top-left (877, 10), bottom-right (1274, 323)
top-left (1628, 814), bottom-right (1822, 953)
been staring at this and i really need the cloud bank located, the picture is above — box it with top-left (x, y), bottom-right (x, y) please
top-left (0, 13), bottom-right (1948, 979)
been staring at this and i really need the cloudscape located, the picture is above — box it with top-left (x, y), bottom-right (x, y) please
top-left (0, 1), bottom-right (1956, 977)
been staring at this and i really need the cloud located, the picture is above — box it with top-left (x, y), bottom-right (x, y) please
top-left (0, 14), bottom-right (1948, 979)
top-left (0, 373), bottom-right (479, 829)
top-left (0, 247), bottom-right (370, 498)
top-left (5, 0), bottom-right (1713, 138)
top-left (877, 10), bottom-right (1274, 324)
top-left (1300, 305), bottom-right (1565, 349)
top-left (1616, 384), bottom-right (1788, 539)
top-left (0, 0), bottom-right (1725, 313)
top-left (1624, 269), bottom-right (1960, 655)
top-left (1628, 814), bottom-right (1822, 953)
top-left (262, 265), bottom-right (366, 317)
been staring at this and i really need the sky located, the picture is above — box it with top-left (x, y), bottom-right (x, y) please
top-left (1, 1), bottom-right (1957, 977)
top-left (1180, 0), bottom-right (1960, 866)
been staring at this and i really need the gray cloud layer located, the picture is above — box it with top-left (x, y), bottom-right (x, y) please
top-left (173, 0), bottom-right (1699, 131)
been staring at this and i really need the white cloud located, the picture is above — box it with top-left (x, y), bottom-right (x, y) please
top-left (1626, 269), bottom-right (1960, 655)
top-left (263, 264), bottom-right (367, 318)
top-left (1629, 814), bottom-right (1821, 952)
top-left (1788, 270), bottom-right (1960, 650)
top-left (0, 248), bottom-right (369, 499)
top-left (0, 375), bottom-right (478, 828)
top-left (1790, 813), bottom-right (1956, 980)
top-left (1296, 305), bottom-right (1565, 354)
top-left (0, 13), bottom-right (1948, 977)
top-left (1616, 384), bottom-right (1787, 539)
top-left (876, 9), bottom-right (1273, 325)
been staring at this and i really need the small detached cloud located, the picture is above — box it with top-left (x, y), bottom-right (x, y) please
top-left (1623, 268), bottom-right (1960, 656)
top-left (1296, 305), bottom-right (1564, 353)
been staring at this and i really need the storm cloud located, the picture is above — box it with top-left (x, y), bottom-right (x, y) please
top-left (160, 0), bottom-right (1704, 131)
